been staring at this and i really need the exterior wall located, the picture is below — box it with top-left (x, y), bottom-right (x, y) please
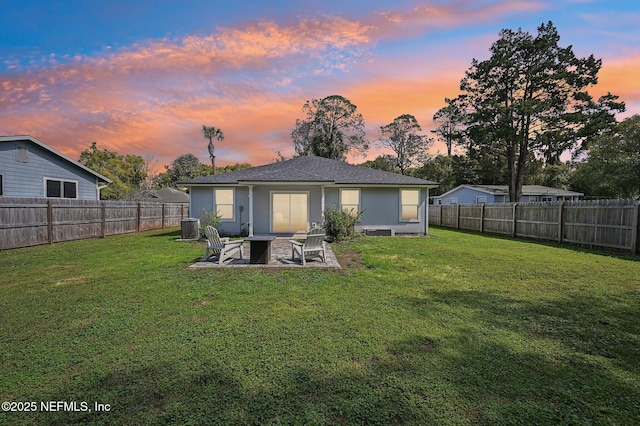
top-left (191, 184), bottom-right (429, 235)
top-left (190, 185), bottom-right (250, 236)
top-left (0, 141), bottom-right (100, 199)
top-left (326, 186), bottom-right (427, 234)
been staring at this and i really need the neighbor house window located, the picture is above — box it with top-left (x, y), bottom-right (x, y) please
top-left (449, 197), bottom-right (458, 205)
top-left (400, 189), bottom-right (420, 221)
top-left (16, 146), bottom-right (28, 162)
top-left (340, 189), bottom-right (360, 217)
top-left (476, 196), bottom-right (487, 204)
top-left (215, 189), bottom-right (234, 220)
top-left (45, 178), bottom-right (77, 199)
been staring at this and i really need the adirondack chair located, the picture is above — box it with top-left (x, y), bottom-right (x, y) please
top-left (204, 226), bottom-right (244, 264)
top-left (290, 228), bottom-right (326, 266)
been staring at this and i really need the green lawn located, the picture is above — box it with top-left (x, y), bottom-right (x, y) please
top-left (1, 228), bottom-right (639, 425)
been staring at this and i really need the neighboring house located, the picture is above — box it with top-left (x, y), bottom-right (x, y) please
top-left (432, 184), bottom-right (583, 205)
top-left (0, 135), bottom-right (110, 200)
top-left (132, 187), bottom-right (190, 204)
top-left (180, 155), bottom-right (439, 236)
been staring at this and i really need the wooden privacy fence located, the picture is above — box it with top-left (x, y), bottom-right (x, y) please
top-left (429, 199), bottom-right (640, 255)
top-left (0, 198), bottom-right (189, 250)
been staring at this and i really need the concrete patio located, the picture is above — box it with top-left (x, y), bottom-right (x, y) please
top-left (188, 237), bottom-right (341, 269)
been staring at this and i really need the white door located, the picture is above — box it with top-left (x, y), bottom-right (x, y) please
top-left (272, 192), bottom-right (308, 232)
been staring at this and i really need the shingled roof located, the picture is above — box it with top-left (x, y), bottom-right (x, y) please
top-left (180, 156), bottom-right (439, 186)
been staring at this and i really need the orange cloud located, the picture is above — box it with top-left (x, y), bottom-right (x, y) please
top-left (1, 0), bottom-right (636, 173)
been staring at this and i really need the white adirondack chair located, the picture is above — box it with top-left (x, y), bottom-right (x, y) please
top-left (204, 226), bottom-right (244, 264)
top-left (290, 228), bottom-right (326, 266)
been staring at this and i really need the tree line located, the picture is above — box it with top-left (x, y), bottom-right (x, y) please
top-left (79, 21), bottom-right (638, 201)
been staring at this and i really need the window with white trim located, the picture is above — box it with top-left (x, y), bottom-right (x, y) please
top-left (449, 197), bottom-right (458, 205)
top-left (215, 189), bottom-right (234, 220)
top-left (400, 189), bottom-right (420, 221)
top-left (45, 178), bottom-right (77, 199)
top-left (476, 196), bottom-right (487, 204)
top-left (340, 189), bottom-right (360, 217)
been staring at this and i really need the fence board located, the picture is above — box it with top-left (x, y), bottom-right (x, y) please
top-left (430, 199), bottom-right (640, 255)
top-left (0, 198), bottom-right (189, 250)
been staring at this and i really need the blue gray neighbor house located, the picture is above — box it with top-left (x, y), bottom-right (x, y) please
top-left (180, 155), bottom-right (439, 236)
top-left (0, 135), bottom-right (111, 200)
top-left (431, 184), bottom-right (583, 205)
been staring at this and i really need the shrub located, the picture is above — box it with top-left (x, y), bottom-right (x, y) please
top-left (199, 209), bottom-right (222, 236)
top-left (323, 205), bottom-right (362, 242)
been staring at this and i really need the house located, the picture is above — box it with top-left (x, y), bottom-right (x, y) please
top-left (0, 135), bottom-right (110, 200)
top-left (132, 187), bottom-right (190, 204)
top-left (431, 184), bottom-right (583, 205)
top-left (180, 155), bottom-right (439, 236)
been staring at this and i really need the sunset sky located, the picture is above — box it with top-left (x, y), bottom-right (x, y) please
top-left (1, 0), bottom-right (638, 171)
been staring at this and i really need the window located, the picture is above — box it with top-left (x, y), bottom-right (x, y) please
top-left (340, 189), bottom-right (360, 217)
top-left (542, 196), bottom-right (553, 202)
top-left (45, 179), bottom-right (77, 198)
top-left (16, 145), bottom-right (28, 162)
top-left (449, 197), bottom-right (458, 205)
top-left (400, 189), bottom-right (420, 221)
top-left (476, 196), bottom-right (487, 204)
top-left (215, 189), bottom-right (234, 220)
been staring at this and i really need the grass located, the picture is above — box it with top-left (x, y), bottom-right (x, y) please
top-left (1, 227), bottom-right (639, 425)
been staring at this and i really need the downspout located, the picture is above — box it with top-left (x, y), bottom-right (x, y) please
top-left (248, 185), bottom-right (254, 236)
top-left (425, 187), bottom-right (430, 235)
top-left (321, 185), bottom-right (326, 224)
top-left (97, 183), bottom-right (108, 200)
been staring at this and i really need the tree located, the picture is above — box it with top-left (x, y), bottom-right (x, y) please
top-left (292, 95), bottom-right (368, 161)
top-left (432, 98), bottom-right (466, 156)
top-left (78, 142), bottom-right (147, 200)
top-left (202, 125), bottom-right (224, 174)
top-left (154, 154), bottom-right (212, 188)
top-left (571, 115), bottom-right (640, 198)
top-left (454, 21), bottom-right (624, 202)
top-left (359, 154), bottom-right (400, 173)
top-left (379, 114), bottom-right (432, 175)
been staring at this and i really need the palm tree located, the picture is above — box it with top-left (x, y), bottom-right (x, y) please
top-left (202, 125), bottom-right (224, 174)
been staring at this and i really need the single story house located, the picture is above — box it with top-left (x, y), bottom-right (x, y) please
top-left (431, 184), bottom-right (583, 205)
top-left (132, 187), bottom-right (190, 204)
top-left (180, 155), bottom-right (439, 236)
top-left (0, 135), bottom-right (110, 200)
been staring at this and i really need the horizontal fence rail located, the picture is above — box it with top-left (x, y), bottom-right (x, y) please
top-left (430, 200), bottom-right (640, 255)
top-left (0, 198), bottom-right (189, 250)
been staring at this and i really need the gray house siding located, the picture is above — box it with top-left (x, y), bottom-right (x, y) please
top-left (0, 141), bottom-right (101, 199)
top-left (193, 184), bottom-right (429, 235)
top-left (326, 186), bottom-right (427, 234)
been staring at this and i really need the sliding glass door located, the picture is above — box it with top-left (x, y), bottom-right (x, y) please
top-left (272, 192), bottom-right (308, 233)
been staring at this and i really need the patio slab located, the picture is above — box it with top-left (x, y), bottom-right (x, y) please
top-left (188, 238), bottom-right (341, 269)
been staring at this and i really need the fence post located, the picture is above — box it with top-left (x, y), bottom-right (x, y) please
top-left (512, 203), bottom-right (518, 238)
top-left (162, 204), bottom-right (166, 229)
top-left (181, 204), bottom-right (185, 220)
top-left (456, 204), bottom-right (460, 229)
top-left (101, 202), bottom-right (106, 238)
top-left (631, 201), bottom-right (639, 256)
top-left (47, 200), bottom-right (54, 244)
top-left (558, 201), bottom-right (565, 243)
top-left (480, 203), bottom-right (485, 233)
top-left (137, 202), bottom-right (141, 233)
